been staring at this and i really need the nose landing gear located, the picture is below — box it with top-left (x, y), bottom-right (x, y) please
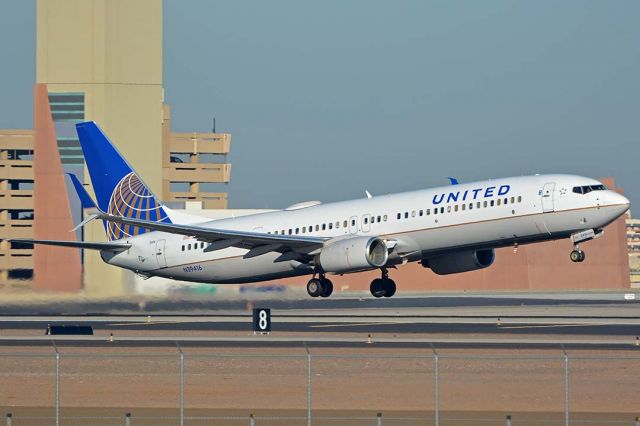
top-left (307, 274), bottom-right (333, 298)
top-left (370, 268), bottom-right (396, 298)
top-left (570, 248), bottom-right (585, 263)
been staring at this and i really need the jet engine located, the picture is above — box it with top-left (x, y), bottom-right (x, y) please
top-left (318, 237), bottom-right (388, 274)
top-left (421, 249), bottom-right (495, 275)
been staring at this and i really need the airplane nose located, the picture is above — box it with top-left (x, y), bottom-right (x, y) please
top-left (606, 191), bottom-right (630, 215)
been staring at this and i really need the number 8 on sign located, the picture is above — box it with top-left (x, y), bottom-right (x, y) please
top-left (253, 308), bottom-right (271, 333)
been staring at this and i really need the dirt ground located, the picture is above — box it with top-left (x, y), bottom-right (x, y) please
top-left (0, 345), bottom-right (639, 425)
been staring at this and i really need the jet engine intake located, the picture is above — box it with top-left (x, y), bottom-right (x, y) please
top-left (318, 237), bottom-right (388, 274)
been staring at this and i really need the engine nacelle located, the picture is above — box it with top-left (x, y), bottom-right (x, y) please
top-left (318, 237), bottom-right (388, 274)
top-left (421, 249), bottom-right (495, 275)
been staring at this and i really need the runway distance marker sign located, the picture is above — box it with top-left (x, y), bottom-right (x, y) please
top-left (253, 308), bottom-right (271, 333)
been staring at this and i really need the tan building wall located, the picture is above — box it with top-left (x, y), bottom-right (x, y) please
top-left (0, 129), bottom-right (34, 290)
top-left (36, 0), bottom-right (163, 296)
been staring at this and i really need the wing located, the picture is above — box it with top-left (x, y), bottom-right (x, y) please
top-left (96, 212), bottom-right (327, 255)
top-left (10, 239), bottom-right (131, 251)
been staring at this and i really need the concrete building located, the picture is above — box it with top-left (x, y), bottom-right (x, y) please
top-left (0, 0), bottom-right (231, 294)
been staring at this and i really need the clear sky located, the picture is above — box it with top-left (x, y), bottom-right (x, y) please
top-left (1, 1), bottom-right (639, 210)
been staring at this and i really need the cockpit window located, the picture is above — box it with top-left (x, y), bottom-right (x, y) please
top-left (572, 184), bottom-right (607, 195)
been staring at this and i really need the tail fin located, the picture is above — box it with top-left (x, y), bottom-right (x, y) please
top-left (75, 121), bottom-right (171, 240)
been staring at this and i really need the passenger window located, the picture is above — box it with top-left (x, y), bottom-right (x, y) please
top-left (288, 229), bottom-right (292, 235)
top-left (497, 199), bottom-right (501, 206)
top-left (364, 217), bottom-right (368, 225)
top-left (447, 206), bottom-right (451, 213)
top-left (469, 203), bottom-right (473, 210)
top-left (377, 216), bottom-right (381, 222)
top-left (322, 224), bottom-right (326, 231)
top-left (434, 208), bottom-right (438, 215)
top-left (440, 207), bottom-right (444, 214)
top-left (383, 215), bottom-right (388, 221)
top-left (462, 204), bottom-right (466, 211)
top-left (188, 244), bottom-right (191, 250)
top-left (510, 197), bottom-right (515, 204)
top-left (477, 202), bottom-right (481, 209)
top-left (295, 228), bottom-right (299, 234)
top-left (335, 221), bottom-right (340, 229)
top-left (484, 201), bottom-right (488, 208)
top-left (329, 223), bottom-right (333, 230)
top-left (405, 212), bottom-right (409, 219)
top-left (518, 196), bottom-right (522, 203)
top-left (302, 227), bottom-right (306, 233)
top-left (397, 213), bottom-right (401, 220)
top-left (426, 209), bottom-right (430, 215)
top-left (351, 219), bottom-right (356, 226)
top-left (315, 225), bottom-right (319, 231)
top-left (182, 245), bottom-right (185, 252)
top-left (201, 242), bottom-right (205, 249)
top-left (454, 205), bottom-right (459, 212)
top-left (411, 211), bottom-right (416, 218)
top-left (490, 200), bottom-right (494, 207)
top-left (504, 198), bottom-right (508, 205)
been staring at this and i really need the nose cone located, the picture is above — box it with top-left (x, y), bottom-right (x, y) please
top-left (605, 191), bottom-right (630, 218)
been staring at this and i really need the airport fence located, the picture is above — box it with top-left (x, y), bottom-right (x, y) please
top-left (1, 345), bottom-right (640, 426)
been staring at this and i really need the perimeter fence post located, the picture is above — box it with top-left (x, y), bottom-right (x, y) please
top-left (249, 413), bottom-right (256, 426)
top-left (431, 344), bottom-right (439, 426)
top-left (563, 349), bottom-right (569, 426)
top-left (505, 414), bottom-right (512, 426)
top-left (125, 412), bottom-right (131, 426)
top-left (376, 412), bottom-right (383, 426)
top-left (304, 344), bottom-right (311, 426)
top-left (176, 343), bottom-right (184, 426)
top-left (635, 416), bottom-right (640, 426)
top-left (6, 413), bottom-right (12, 426)
top-left (52, 342), bottom-right (60, 426)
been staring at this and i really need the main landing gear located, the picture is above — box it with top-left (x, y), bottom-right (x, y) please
top-left (307, 274), bottom-right (333, 298)
top-left (370, 268), bottom-right (396, 298)
top-left (570, 248), bottom-right (586, 263)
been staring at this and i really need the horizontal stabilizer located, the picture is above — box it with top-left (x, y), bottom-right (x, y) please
top-left (10, 239), bottom-right (131, 251)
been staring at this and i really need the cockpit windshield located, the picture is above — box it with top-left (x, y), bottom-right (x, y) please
top-left (572, 184), bottom-right (607, 195)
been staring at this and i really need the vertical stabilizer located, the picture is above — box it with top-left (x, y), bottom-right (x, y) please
top-left (75, 121), bottom-right (172, 240)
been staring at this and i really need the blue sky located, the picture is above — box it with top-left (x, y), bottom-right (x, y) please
top-left (1, 1), bottom-right (639, 210)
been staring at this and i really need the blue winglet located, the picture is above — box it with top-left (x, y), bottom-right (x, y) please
top-left (447, 177), bottom-right (459, 185)
top-left (66, 173), bottom-right (97, 209)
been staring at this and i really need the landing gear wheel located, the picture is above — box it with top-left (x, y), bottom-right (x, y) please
top-left (307, 278), bottom-right (323, 297)
top-left (570, 249), bottom-right (586, 263)
top-left (370, 278), bottom-right (385, 298)
top-left (320, 278), bottom-right (333, 297)
top-left (382, 279), bottom-right (396, 298)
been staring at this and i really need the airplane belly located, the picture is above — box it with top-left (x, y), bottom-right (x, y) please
top-left (158, 251), bottom-right (312, 284)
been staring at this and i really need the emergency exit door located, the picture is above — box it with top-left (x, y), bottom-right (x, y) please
top-left (155, 239), bottom-right (167, 267)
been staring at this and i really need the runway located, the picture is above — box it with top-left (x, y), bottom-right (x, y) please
top-left (0, 295), bottom-right (638, 349)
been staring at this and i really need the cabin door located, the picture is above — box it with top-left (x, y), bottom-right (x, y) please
top-left (541, 182), bottom-right (555, 213)
top-left (155, 239), bottom-right (167, 268)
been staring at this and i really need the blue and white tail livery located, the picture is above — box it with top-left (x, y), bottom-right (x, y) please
top-left (75, 122), bottom-right (172, 241)
top-left (11, 121), bottom-right (630, 297)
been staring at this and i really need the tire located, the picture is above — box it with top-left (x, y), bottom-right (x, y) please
top-left (307, 279), bottom-right (322, 297)
top-left (570, 250), bottom-right (581, 263)
top-left (382, 279), bottom-right (396, 298)
top-left (370, 278), bottom-right (385, 298)
top-left (320, 279), bottom-right (333, 297)
top-left (578, 250), bottom-right (586, 262)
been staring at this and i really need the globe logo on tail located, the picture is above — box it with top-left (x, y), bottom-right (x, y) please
top-left (106, 172), bottom-right (169, 240)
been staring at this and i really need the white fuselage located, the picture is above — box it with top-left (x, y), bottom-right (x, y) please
top-left (103, 174), bottom-right (629, 284)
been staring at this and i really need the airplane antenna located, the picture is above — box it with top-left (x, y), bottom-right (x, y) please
top-left (365, 190), bottom-right (373, 199)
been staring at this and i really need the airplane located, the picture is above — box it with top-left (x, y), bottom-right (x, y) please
top-left (12, 122), bottom-right (630, 298)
